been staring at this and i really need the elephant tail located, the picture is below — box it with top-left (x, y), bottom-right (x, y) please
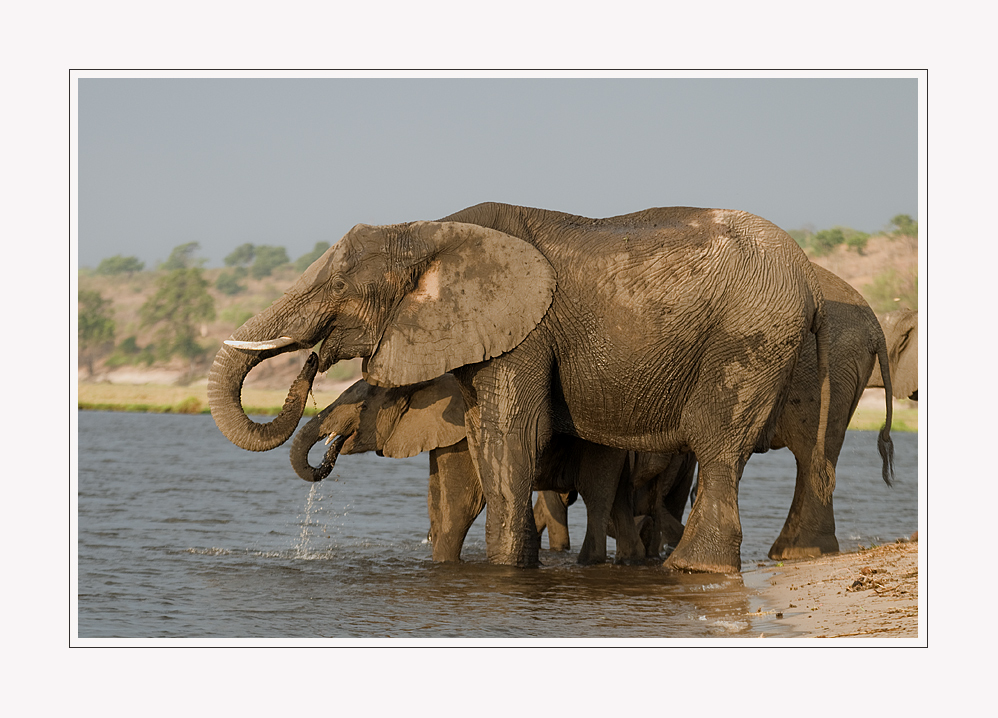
top-left (875, 334), bottom-right (896, 488)
top-left (809, 291), bottom-right (836, 504)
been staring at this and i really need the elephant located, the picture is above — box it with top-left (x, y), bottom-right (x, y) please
top-left (288, 373), bottom-right (581, 560)
top-left (208, 202), bottom-right (834, 573)
top-left (867, 309), bottom-right (918, 401)
top-left (292, 373), bottom-right (709, 563)
top-left (686, 263), bottom-right (897, 559)
top-left (621, 451), bottom-right (698, 558)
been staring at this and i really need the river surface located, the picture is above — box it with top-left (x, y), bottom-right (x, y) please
top-left (76, 411), bottom-right (918, 640)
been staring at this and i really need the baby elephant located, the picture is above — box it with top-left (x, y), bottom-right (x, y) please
top-left (289, 374), bottom-right (648, 564)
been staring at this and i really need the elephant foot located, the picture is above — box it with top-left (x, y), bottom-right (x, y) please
top-left (663, 540), bottom-right (740, 574)
top-left (768, 532), bottom-right (839, 561)
top-left (576, 545), bottom-right (607, 566)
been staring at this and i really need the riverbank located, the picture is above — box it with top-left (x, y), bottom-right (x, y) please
top-left (76, 379), bottom-right (355, 415)
top-left (744, 538), bottom-right (920, 639)
top-left (76, 380), bottom-right (919, 430)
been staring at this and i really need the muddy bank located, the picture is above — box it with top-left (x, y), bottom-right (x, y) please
top-left (744, 538), bottom-right (919, 639)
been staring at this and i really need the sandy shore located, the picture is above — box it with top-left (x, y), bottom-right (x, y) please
top-left (743, 537), bottom-right (920, 640)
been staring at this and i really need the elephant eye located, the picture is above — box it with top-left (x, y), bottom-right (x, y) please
top-left (331, 278), bottom-right (346, 293)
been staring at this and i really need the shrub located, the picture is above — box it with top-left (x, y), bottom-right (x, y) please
top-left (96, 255), bottom-right (145, 275)
top-left (215, 270), bottom-right (246, 296)
top-left (250, 245), bottom-right (290, 278)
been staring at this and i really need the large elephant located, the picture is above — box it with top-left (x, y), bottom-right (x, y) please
top-left (290, 374), bottom-right (640, 564)
top-left (867, 309), bottom-right (918, 401)
top-left (689, 263), bottom-right (897, 558)
top-left (208, 203), bottom-right (833, 572)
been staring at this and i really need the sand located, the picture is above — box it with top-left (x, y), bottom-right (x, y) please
top-left (743, 536), bottom-right (920, 640)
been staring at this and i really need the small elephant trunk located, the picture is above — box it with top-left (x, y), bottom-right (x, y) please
top-left (290, 410), bottom-right (347, 482)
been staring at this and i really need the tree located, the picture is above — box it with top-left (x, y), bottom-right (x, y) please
top-left (160, 242), bottom-right (205, 270)
top-left (889, 214), bottom-right (918, 238)
top-left (215, 270), bottom-right (247, 296)
top-left (844, 229), bottom-right (870, 255)
top-left (250, 245), bottom-right (290, 278)
top-left (79, 290), bottom-right (115, 376)
top-left (295, 241), bottom-right (331, 272)
top-left (96, 255), bottom-right (145, 275)
top-left (140, 268), bottom-right (216, 368)
top-left (810, 228), bottom-right (845, 256)
top-left (225, 243), bottom-right (256, 267)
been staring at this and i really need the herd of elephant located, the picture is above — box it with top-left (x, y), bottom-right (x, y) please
top-left (207, 202), bottom-right (918, 573)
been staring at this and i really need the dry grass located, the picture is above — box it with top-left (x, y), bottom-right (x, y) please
top-left (78, 381), bottom-right (917, 431)
top-left (848, 406), bottom-right (918, 432)
top-left (77, 382), bottom-right (345, 415)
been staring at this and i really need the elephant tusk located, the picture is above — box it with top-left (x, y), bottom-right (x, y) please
top-left (325, 433), bottom-right (346, 446)
top-left (224, 336), bottom-right (297, 351)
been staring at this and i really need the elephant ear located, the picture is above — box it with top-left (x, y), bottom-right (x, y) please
top-left (364, 221), bottom-right (557, 387)
top-left (381, 375), bottom-right (467, 459)
top-left (887, 311), bottom-right (918, 400)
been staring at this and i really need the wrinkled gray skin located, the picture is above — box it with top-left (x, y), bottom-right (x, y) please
top-left (867, 309), bottom-right (918, 401)
top-left (208, 203), bottom-right (832, 572)
top-left (687, 263), bottom-right (897, 559)
top-left (619, 452), bottom-right (698, 558)
top-left (290, 375), bottom-right (639, 564)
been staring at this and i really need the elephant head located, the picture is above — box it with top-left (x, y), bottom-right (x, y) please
top-left (208, 221), bottom-right (557, 452)
top-left (868, 309), bottom-right (918, 401)
top-left (290, 375), bottom-right (467, 482)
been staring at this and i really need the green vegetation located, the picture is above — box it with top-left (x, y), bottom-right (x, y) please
top-left (215, 267), bottom-right (248, 295)
top-left (250, 245), bottom-right (290, 278)
top-left (889, 214), bottom-right (917, 238)
top-left (78, 290), bottom-right (116, 376)
top-left (96, 255), bottom-right (145, 275)
top-left (159, 242), bottom-right (206, 270)
top-left (140, 267), bottom-right (216, 365)
top-left (794, 226), bottom-right (871, 257)
top-left (790, 213), bottom-right (914, 257)
top-left (225, 243), bottom-right (256, 267)
top-left (104, 335), bottom-right (157, 368)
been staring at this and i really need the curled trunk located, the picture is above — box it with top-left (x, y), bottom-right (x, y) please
top-left (207, 311), bottom-right (317, 450)
top-left (290, 407), bottom-right (347, 481)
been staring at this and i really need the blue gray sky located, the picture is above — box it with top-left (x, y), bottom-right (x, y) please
top-left (78, 77), bottom-right (917, 269)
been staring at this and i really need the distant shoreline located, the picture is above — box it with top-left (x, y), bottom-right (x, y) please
top-left (76, 382), bottom-right (918, 431)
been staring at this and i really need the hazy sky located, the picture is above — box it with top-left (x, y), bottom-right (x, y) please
top-left (78, 77), bottom-right (917, 269)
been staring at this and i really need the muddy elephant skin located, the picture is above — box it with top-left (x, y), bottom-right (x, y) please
top-left (209, 202), bottom-right (833, 572)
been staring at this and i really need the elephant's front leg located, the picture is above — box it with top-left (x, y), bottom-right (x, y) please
top-left (426, 440), bottom-right (486, 562)
top-left (455, 357), bottom-right (551, 568)
top-left (664, 457), bottom-right (743, 573)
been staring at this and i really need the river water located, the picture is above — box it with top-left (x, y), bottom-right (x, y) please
top-left (76, 411), bottom-right (918, 640)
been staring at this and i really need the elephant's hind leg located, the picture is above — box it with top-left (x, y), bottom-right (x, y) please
top-left (768, 454), bottom-right (839, 560)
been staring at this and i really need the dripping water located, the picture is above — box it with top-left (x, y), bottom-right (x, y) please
top-left (295, 482), bottom-right (321, 558)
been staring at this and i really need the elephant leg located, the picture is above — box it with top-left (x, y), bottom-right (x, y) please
top-left (664, 456), bottom-right (743, 573)
top-left (609, 462), bottom-right (646, 564)
top-left (534, 491), bottom-right (571, 551)
top-left (455, 354), bottom-right (550, 568)
top-left (575, 445), bottom-right (630, 565)
top-left (768, 453), bottom-right (839, 559)
top-left (427, 441), bottom-right (485, 562)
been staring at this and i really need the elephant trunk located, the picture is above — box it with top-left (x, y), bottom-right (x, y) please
top-left (207, 307), bottom-right (318, 451)
top-left (290, 409), bottom-right (348, 481)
